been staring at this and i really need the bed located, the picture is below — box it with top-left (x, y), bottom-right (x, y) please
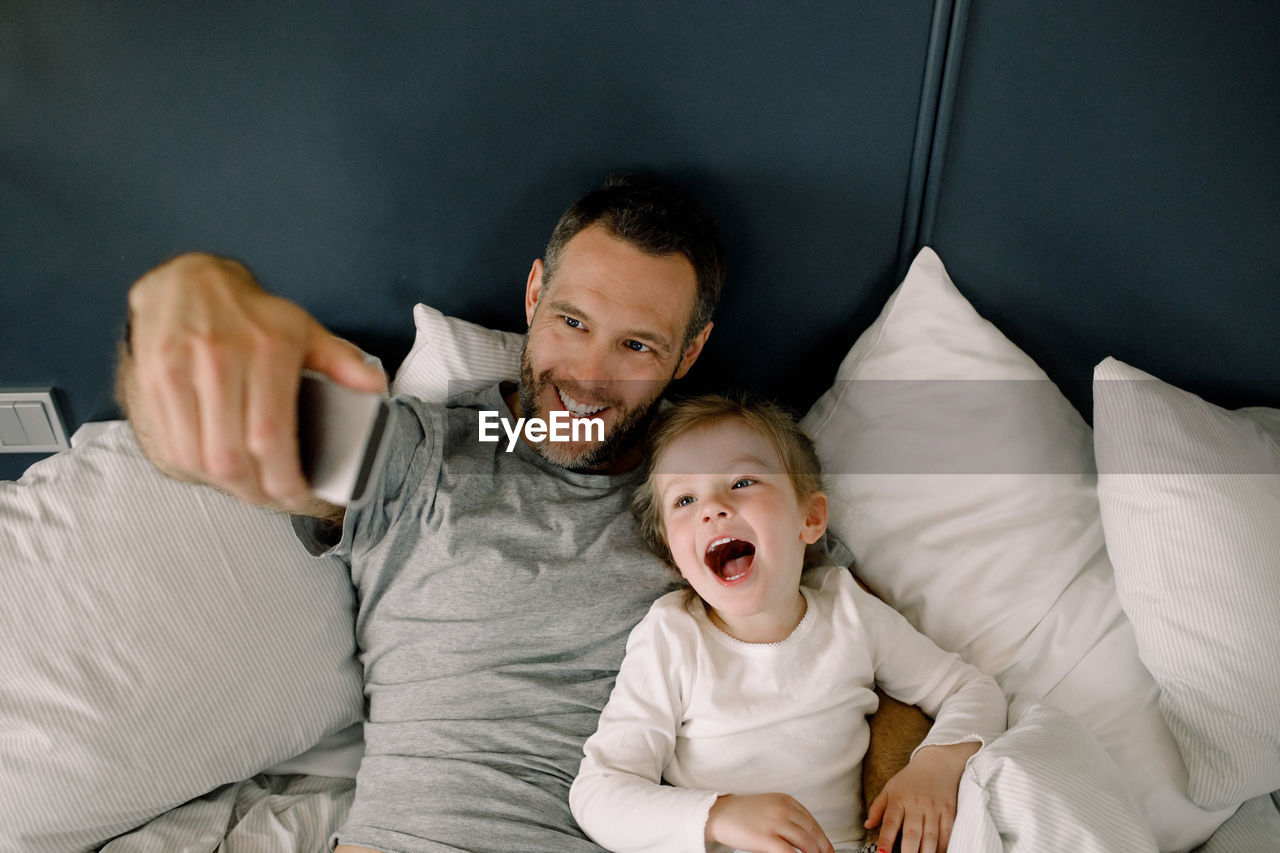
top-left (2, 2), bottom-right (1277, 851)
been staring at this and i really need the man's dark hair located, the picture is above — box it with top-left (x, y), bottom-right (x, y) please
top-left (543, 174), bottom-right (725, 347)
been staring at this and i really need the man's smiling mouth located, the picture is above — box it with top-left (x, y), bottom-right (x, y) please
top-left (556, 386), bottom-right (608, 417)
top-left (705, 536), bottom-right (756, 583)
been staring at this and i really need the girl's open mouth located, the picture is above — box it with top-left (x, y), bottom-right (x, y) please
top-left (705, 537), bottom-right (755, 584)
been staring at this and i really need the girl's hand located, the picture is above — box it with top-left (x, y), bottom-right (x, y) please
top-left (864, 741), bottom-right (978, 853)
top-left (706, 792), bottom-right (836, 853)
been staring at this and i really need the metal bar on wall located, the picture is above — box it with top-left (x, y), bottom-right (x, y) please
top-left (918, 0), bottom-right (970, 249)
top-left (897, 0), bottom-right (971, 281)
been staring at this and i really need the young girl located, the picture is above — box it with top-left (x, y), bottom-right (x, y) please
top-left (570, 395), bottom-right (1007, 853)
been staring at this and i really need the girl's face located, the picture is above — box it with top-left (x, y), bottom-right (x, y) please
top-left (652, 419), bottom-right (827, 639)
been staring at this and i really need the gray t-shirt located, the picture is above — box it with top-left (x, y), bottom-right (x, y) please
top-left (296, 384), bottom-right (679, 852)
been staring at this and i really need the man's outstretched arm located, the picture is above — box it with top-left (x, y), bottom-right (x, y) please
top-left (116, 252), bottom-right (385, 519)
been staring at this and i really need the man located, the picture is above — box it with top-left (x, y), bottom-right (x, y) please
top-left (119, 175), bottom-right (926, 852)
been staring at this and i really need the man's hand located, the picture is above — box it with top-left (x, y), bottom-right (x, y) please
top-left (118, 253), bottom-right (386, 511)
top-left (864, 741), bottom-right (978, 853)
top-left (706, 792), bottom-right (836, 853)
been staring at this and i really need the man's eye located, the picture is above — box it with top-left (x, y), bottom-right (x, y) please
top-left (563, 316), bottom-right (583, 329)
top-left (732, 478), bottom-right (755, 489)
top-left (674, 495), bottom-right (695, 508)
top-left (625, 340), bottom-right (651, 353)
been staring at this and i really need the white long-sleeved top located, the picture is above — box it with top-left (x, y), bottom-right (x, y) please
top-left (570, 565), bottom-right (1007, 853)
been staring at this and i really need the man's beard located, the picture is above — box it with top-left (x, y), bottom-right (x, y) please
top-left (517, 348), bottom-right (664, 472)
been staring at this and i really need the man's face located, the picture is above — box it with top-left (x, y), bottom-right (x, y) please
top-left (518, 224), bottom-right (711, 472)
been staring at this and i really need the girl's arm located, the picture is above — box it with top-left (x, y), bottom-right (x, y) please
top-left (847, 577), bottom-right (1008, 853)
top-left (569, 607), bottom-right (720, 853)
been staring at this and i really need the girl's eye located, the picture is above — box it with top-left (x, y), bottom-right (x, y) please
top-left (563, 316), bottom-right (583, 329)
top-left (625, 340), bottom-right (651, 353)
top-left (732, 478), bottom-right (755, 489)
top-left (674, 495), bottom-right (695, 508)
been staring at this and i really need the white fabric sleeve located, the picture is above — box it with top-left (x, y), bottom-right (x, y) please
top-left (569, 605), bottom-right (721, 853)
top-left (851, 579), bottom-right (1007, 755)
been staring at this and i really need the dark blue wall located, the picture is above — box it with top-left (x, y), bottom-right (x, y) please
top-left (4, 1), bottom-right (1278, 483)
top-left (1, 0), bottom-right (936, 481)
top-left (925, 0), bottom-right (1280, 417)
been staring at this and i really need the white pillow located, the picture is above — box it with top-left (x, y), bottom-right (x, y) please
top-left (390, 302), bottom-right (523, 401)
top-left (1094, 357), bottom-right (1280, 810)
top-left (802, 247), bottom-right (1229, 849)
top-left (0, 422), bottom-right (363, 853)
top-left (802, 247), bottom-right (1103, 690)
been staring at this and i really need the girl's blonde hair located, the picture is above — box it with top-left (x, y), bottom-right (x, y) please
top-left (632, 394), bottom-right (823, 567)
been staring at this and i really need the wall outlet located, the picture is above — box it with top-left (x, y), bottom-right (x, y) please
top-left (0, 390), bottom-right (70, 453)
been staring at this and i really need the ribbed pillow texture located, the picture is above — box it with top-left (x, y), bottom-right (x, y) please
top-left (1094, 357), bottom-right (1280, 811)
top-left (0, 423), bottom-right (363, 852)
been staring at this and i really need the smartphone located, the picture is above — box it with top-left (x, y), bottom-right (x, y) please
top-left (297, 373), bottom-right (393, 507)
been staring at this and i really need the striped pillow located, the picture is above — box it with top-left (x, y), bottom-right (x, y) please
top-left (1194, 792), bottom-right (1280, 853)
top-left (0, 422), bottom-right (364, 852)
top-left (1094, 357), bottom-right (1280, 810)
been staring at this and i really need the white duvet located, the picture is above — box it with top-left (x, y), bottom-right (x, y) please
top-left (103, 703), bottom-right (1161, 853)
top-left (950, 703), bottom-right (1157, 853)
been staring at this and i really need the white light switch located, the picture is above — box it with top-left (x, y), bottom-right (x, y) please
top-left (0, 404), bottom-right (26, 445)
top-left (16, 402), bottom-right (56, 445)
top-left (0, 390), bottom-right (70, 453)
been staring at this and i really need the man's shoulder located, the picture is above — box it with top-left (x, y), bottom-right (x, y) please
top-left (387, 384), bottom-right (506, 447)
top-left (388, 383), bottom-right (500, 416)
